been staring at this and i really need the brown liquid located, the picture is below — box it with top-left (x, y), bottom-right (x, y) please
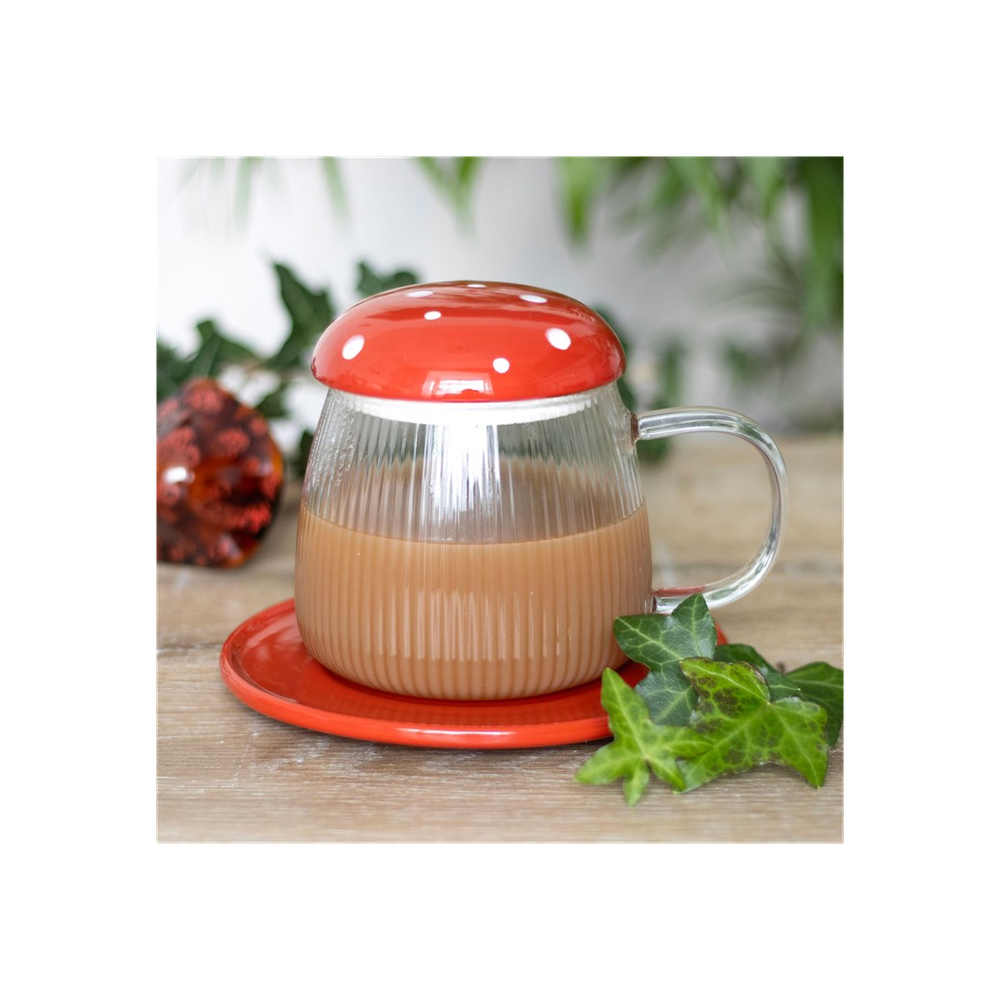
top-left (295, 505), bottom-right (652, 700)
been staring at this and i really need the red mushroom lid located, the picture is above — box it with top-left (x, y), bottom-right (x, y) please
top-left (310, 281), bottom-right (626, 402)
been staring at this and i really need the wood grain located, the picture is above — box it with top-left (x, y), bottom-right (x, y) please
top-left (157, 433), bottom-right (843, 842)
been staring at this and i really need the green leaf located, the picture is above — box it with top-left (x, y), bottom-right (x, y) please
top-left (636, 342), bottom-right (685, 463)
top-left (594, 303), bottom-right (682, 462)
top-left (575, 670), bottom-right (712, 805)
top-left (741, 156), bottom-right (786, 222)
top-left (678, 658), bottom-right (829, 791)
top-left (292, 428), bottom-right (314, 480)
top-left (635, 667), bottom-right (698, 727)
top-left (624, 160), bottom-right (689, 251)
top-left (715, 643), bottom-right (801, 701)
top-left (785, 662), bottom-right (844, 746)
top-left (557, 157), bottom-right (609, 243)
top-left (668, 157), bottom-right (726, 233)
top-left (722, 342), bottom-right (775, 387)
top-left (579, 605), bottom-right (840, 803)
top-left (616, 372), bottom-right (637, 414)
top-left (355, 261), bottom-right (420, 299)
top-left (319, 157), bottom-right (348, 217)
top-left (157, 338), bottom-right (193, 401)
top-left (617, 594), bottom-right (715, 725)
top-left (579, 602), bottom-right (841, 803)
top-left (637, 436), bottom-right (669, 465)
top-left (616, 593), bottom-right (717, 671)
top-left (654, 342), bottom-right (686, 409)
top-left (415, 156), bottom-right (482, 219)
top-left (799, 157), bottom-right (843, 332)
top-left (253, 384), bottom-right (290, 420)
top-left (190, 319), bottom-right (258, 379)
top-left (267, 263), bottom-right (335, 373)
top-left (456, 155), bottom-right (479, 190)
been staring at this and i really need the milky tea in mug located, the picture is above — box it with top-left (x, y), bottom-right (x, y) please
top-left (294, 282), bottom-right (786, 701)
top-left (296, 458), bottom-right (653, 700)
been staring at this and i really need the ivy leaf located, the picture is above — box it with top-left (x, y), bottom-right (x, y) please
top-left (785, 662), bottom-right (844, 746)
top-left (355, 260), bottom-right (420, 299)
top-left (575, 670), bottom-right (712, 805)
top-left (715, 648), bottom-right (844, 746)
top-left (635, 667), bottom-right (699, 727)
top-left (253, 384), bottom-right (290, 420)
top-left (715, 643), bottom-right (801, 701)
top-left (157, 338), bottom-right (193, 401)
top-left (266, 263), bottom-right (335, 372)
top-left (578, 601), bottom-right (841, 804)
top-left (617, 594), bottom-right (716, 725)
top-left (190, 319), bottom-right (258, 378)
top-left (615, 594), bottom-right (717, 670)
top-left (678, 658), bottom-right (829, 791)
top-left (292, 428), bottom-right (314, 480)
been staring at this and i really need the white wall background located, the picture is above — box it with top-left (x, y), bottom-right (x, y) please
top-left (157, 157), bottom-right (841, 446)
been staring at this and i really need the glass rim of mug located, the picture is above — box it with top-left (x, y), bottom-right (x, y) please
top-left (324, 384), bottom-right (617, 426)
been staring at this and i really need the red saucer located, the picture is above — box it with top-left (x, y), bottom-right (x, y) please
top-left (220, 599), bottom-right (727, 749)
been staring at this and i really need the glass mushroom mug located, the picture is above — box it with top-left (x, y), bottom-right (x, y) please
top-left (295, 281), bottom-right (786, 701)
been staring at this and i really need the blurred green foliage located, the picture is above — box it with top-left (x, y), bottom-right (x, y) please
top-left (156, 260), bottom-right (662, 478)
top-left (557, 156), bottom-right (842, 333)
top-left (156, 260), bottom-right (416, 477)
top-left (166, 157), bottom-right (843, 469)
top-left (597, 306), bottom-right (684, 464)
top-left (191, 158), bottom-right (842, 372)
top-left (415, 157), bottom-right (482, 221)
top-left (416, 155), bottom-right (844, 429)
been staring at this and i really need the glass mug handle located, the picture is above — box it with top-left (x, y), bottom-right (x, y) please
top-left (635, 406), bottom-right (788, 613)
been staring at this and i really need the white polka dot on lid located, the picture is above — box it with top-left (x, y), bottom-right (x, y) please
top-left (310, 281), bottom-right (626, 401)
top-left (545, 327), bottom-right (571, 350)
top-left (341, 334), bottom-right (365, 360)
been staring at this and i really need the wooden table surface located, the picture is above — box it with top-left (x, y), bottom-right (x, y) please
top-left (157, 433), bottom-right (843, 842)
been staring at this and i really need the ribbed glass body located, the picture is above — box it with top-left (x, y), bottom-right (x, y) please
top-left (295, 385), bottom-right (653, 699)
